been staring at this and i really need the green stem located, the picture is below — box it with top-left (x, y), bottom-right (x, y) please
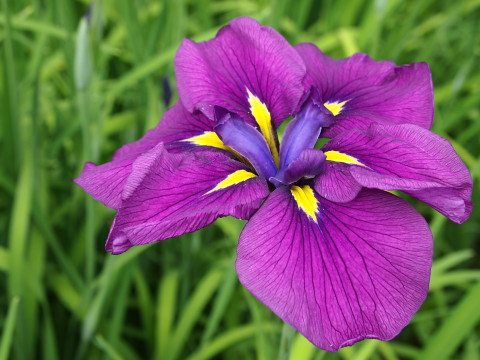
top-left (278, 322), bottom-right (296, 360)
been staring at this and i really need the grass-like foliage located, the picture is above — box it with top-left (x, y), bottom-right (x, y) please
top-left (1, 0), bottom-right (479, 359)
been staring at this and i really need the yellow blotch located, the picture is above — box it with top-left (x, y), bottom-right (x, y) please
top-left (206, 170), bottom-right (257, 194)
top-left (182, 131), bottom-right (229, 150)
top-left (324, 100), bottom-right (348, 116)
top-left (246, 89), bottom-right (280, 166)
top-left (324, 150), bottom-right (366, 167)
top-left (291, 185), bottom-right (319, 222)
top-left (183, 131), bottom-right (251, 167)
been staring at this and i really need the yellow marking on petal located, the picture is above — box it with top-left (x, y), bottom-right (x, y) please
top-left (182, 131), bottom-right (229, 150)
top-left (206, 170), bottom-right (257, 194)
top-left (324, 150), bottom-right (366, 167)
top-left (183, 132), bottom-right (251, 167)
top-left (291, 185), bottom-right (319, 222)
top-left (246, 89), bottom-right (280, 166)
top-left (324, 100), bottom-right (348, 116)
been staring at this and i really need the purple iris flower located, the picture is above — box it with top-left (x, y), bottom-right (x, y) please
top-left (75, 17), bottom-right (472, 351)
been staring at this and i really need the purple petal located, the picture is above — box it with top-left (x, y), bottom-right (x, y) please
top-left (175, 17), bottom-right (306, 126)
top-left (279, 89), bottom-right (333, 169)
top-left (324, 124), bottom-right (473, 223)
top-left (113, 101), bottom-right (215, 159)
top-left (296, 43), bottom-right (433, 137)
top-left (215, 110), bottom-right (277, 179)
top-left (74, 159), bottom-right (134, 209)
top-left (236, 187), bottom-right (432, 351)
top-left (271, 149), bottom-right (326, 186)
top-left (314, 162), bottom-right (362, 203)
top-left (106, 143), bottom-right (269, 254)
top-left (75, 102), bottom-right (217, 208)
top-left (147, 101), bottom-right (214, 145)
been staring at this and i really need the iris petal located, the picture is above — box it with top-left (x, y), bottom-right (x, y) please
top-left (74, 159), bottom-right (134, 209)
top-left (74, 102), bottom-right (222, 209)
top-left (314, 162), bottom-right (362, 203)
top-left (206, 170), bottom-right (257, 194)
top-left (323, 123), bottom-right (473, 223)
top-left (182, 131), bottom-right (230, 150)
top-left (236, 187), bottom-right (432, 351)
top-left (175, 17), bottom-right (306, 127)
top-left (106, 143), bottom-right (269, 254)
top-left (296, 43), bottom-right (434, 138)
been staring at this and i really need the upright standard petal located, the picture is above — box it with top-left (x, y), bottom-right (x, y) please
top-left (296, 43), bottom-right (433, 137)
top-left (323, 124), bottom-right (473, 223)
top-left (236, 187), bottom-right (432, 351)
top-left (175, 17), bottom-right (306, 127)
top-left (74, 102), bottom-right (217, 209)
top-left (106, 143), bottom-right (269, 254)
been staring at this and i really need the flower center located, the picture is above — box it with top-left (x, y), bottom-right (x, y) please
top-left (182, 88), bottom-right (346, 187)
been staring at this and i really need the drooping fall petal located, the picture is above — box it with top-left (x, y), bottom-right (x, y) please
top-left (74, 102), bottom-right (218, 209)
top-left (106, 143), bottom-right (269, 254)
top-left (236, 187), bottom-right (432, 351)
top-left (323, 124), bottom-right (473, 223)
top-left (296, 43), bottom-right (433, 137)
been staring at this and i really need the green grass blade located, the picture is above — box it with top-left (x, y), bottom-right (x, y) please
top-left (155, 270), bottom-right (180, 360)
top-left (431, 249), bottom-right (475, 275)
top-left (186, 323), bottom-right (279, 360)
top-left (167, 267), bottom-right (224, 360)
top-left (289, 333), bottom-right (316, 360)
top-left (0, 247), bottom-right (9, 272)
top-left (94, 335), bottom-right (125, 360)
top-left (200, 258), bottom-right (237, 346)
top-left (243, 288), bottom-right (274, 360)
top-left (278, 323), bottom-right (296, 360)
top-left (420, 281), bottom-right (480, 360)
top-left (430, 271), bottom-right (480, 291)
top-left (0, 297), bottom-right (21, 360)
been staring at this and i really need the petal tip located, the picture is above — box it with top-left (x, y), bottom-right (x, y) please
top-left (74, 162), bottom-right (97, 184)
top-left (106, 225), bottom-right (133, 255)
top-left (336, 334), bottom-right (382, 351)
top-left (450, 199), bottom-right (473, 224)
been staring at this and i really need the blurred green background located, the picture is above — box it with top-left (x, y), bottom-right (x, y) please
top-left (1, 0), bottom-right (479, 359)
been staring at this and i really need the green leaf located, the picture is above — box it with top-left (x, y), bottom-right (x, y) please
top-left (167, 267), bottom-right (224, 360)
top-left (156, 271), bottom-right (180, 360)
top-left (420, 281), bottom-right (480, 360)
top-left (289, 333), bottom-right (316, 360)
top-left (74, 17), bottom-right (93, 90)
top-left (0, 297), bottom-right (21, 360)
top-left (186, 324), bottom-right (278, 360)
